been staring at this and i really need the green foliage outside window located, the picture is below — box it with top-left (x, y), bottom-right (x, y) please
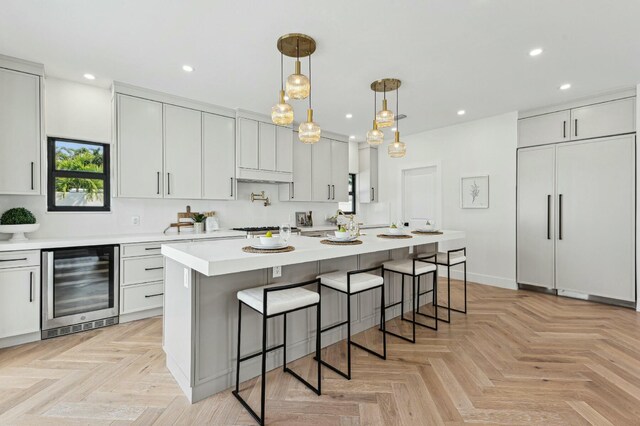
top-left (55, 146), bottom-right (104, 201)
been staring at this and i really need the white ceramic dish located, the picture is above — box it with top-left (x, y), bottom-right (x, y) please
top-left (259, 236), bottom-right (282, 247)
top-left (251, 242), bottom-right (288, 250)
top-left (334, 231), bottom-right (349, 240)
top-left (415, 228), bottom-right (439, 233)
top-left (326, 235), bottom-right (357, 242)
top-left (388, 227), bottom-right (402, 235)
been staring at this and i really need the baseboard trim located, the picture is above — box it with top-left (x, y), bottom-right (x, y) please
top-left (0, 331), bottom-right (40, 349)
top-left (119, 308), bottom-right (163, 323)
top-left (439, 268), bottom-right (517, 290)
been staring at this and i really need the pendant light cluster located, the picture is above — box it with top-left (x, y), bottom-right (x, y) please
top-left (367, 78), bottom-right (406, 158)
top-left (272, 34), bottom-right (320, 144)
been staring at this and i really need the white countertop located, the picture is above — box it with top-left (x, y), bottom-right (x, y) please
top-left (0, 229), bottom-right (247, 252)
top-left (297, 223), bottom-right (388, 233)
top-left (162, 228), bottom-right (465, 276)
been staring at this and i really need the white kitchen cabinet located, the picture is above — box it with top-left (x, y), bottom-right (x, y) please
top-left (311, 138), bottom-right (333, 202)
top-left (117, 94), bottom-right (164, 198)
top-left (516, 146), bottom-right (555, 289)
top-left (570, 97), bottom-right (636, 141)
top-left (358, 144), bottom-right (379, 203)
top-left (0, 68), bottom-right (41, 195)
top-left (276, 126), bottom-right (293, 173)
top-left (237, 118), bottom-right (259, 169)
top-left (0, 266), bottom-right (40, 339)
top-left (202, 113), bottom-right (235, 200)
top-left (164, 105), bottom-right (202, 199)
top-left (279, 133), bottom-right (312, 201)
top-left (518, 110), bottom-right (571, 148)
top-left (555, 135), bottom-right (635, 302)
top-left (258, 122), bottom-right (276, 171)
top-left (331, 140), bottom-right (349, 202)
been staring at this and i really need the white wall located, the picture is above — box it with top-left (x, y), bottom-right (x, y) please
top-left (360, 112), bottom-right (518, 289)
top-left (0, 77), bottom-right (340, 239)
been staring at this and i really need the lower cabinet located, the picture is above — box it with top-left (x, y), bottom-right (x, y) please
top-left (0, 251), bottom-right (40, 340)
top-left (121, 282), bottom-right (164, 314)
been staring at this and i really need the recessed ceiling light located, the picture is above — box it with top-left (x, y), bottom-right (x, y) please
top-left (559, 83), bottom-right (571, 90)
top-left (345, 113), bottom-right (353, 119)
top-left (83, 73), bottom-right (95, 80)
top-left (182, 65), bottom-right (194, 72)
top-left (391, 127), bottom-right (397, 132)
top-left (529, 48), bottom-right (543, 57)
top-left (457, 110), bottom-right (466, 115)
top-left (349, 135), bottom-right (356, 140)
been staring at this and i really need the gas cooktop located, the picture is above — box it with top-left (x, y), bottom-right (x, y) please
top-left (232, 226), bottom-right (299, 232)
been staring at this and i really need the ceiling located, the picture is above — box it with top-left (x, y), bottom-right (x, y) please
top-left (1, 0), bottom-right (639, 140)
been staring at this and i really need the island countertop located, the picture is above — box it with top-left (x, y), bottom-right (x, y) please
top-left (161, 228), bottom-right (465, 276)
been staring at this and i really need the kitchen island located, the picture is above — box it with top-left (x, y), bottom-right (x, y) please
top-left (161, 228), bottom-right (465, 403)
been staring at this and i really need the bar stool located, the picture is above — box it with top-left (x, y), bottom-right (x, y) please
top-left (435, 248), bottom-right (467, 323)
top-left (233, 279), bottom-right (321, 426)
top-left (317, 265), bottom-right (386, 380)
top-left (381, 254), bottom-right (438, 343)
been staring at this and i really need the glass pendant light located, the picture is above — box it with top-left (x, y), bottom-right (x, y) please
top-left (285, 39), bottom-right (310, 100)
top-left (375, 81), bottom-right (395, 128)
top-left (271, 52), bottom-right (294, 125)
top-left (298, 53), bottom-right (321, 143)
top-left (366, 91), bottom-right (384, 145)
top-left (388, 86), bottom-right (406, 158)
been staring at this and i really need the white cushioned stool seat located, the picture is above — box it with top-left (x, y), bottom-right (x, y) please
top-left (383, 259), bottom-right (437, 276)
top-left (436, 252), bottom-right (466, 265)
top-left (318, 271), bottom-right (383, 293)
top-left (237, 283), bottom-right (319, 316)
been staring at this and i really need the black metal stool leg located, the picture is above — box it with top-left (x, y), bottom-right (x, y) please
top-left (260, 308), bottom-right (267, 424)
top-left (234, 300), bottom-right (242, 394)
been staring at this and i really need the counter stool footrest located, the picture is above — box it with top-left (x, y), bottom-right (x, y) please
top-left (239, 343), bottom-right (285, 363)
top-left (321, 320), bottom-right (348, 334)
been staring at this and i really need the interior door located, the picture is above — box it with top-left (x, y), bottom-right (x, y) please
top-left (517, 146), bottom-right (556, 289)
top-left (331, 140), bottom-right (349, 202)
top-left (164, 105), bottom-right (202, 199)
top-left (117, 95), bottom-right (163, 198)
top-left (202, 113), bottom-right (235, 200)
top-left (555, 135), bottom-right (635, 301)
top-left (311, 139), bottom-right (332, 202)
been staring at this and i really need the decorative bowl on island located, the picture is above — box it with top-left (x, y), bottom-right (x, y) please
top-left (334, 230), bottom-right (349, 240)
top-left (388, 226), bottom-right (402, 235)
top-left (259, 236), bottom-right (282, 247)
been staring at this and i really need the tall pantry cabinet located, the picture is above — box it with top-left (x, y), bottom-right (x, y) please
top-left (517, 95), bottom-right (636, 305)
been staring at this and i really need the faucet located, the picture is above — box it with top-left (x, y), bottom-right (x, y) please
top-left (250, 191), bottom-right (271, 207)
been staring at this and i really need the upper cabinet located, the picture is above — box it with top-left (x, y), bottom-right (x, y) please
top-left (114, 83), bottom-right (236, 200)
top-left (311, 138), bottom-right (333, 202)
top-left (518, 96), bottom-right (636, 148)
top-left (0, 65), bottom-right (42, 195)
top-left (279, 132), bottom-right (311, 201)
top-left (331, 140), bottom-right (349, 202)
top-left (358, 144), bottom-right (379, 203)
top-left (235, 111), bottom-right (293, 183)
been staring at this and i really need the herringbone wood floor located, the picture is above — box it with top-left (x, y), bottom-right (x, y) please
top-left (1, 280), bottom-right (640, 425)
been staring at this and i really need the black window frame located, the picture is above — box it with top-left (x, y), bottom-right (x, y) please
top-left (47, 137), bottom-right (111, 212)
top-left (341, 173), bottom-right (356, 214)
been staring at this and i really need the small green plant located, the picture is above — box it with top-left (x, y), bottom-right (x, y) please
top-left (338, 225), bottom-right (347, 232)
top-left (390, 223), bottom-right (398, 229)
top-left (191, 213), bottom-right (206, 223)
top-left (0, 208), bottom-right (36, 225)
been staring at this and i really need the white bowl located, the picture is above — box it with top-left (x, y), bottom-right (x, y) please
top-left (334, 231), bottom-right (349, 240)
top-left (0, 223), bottom-right (40, 242)
top-left (388, 227), bottom-right (402, 235)
top-left (259, 236), bottom-right (282, 247)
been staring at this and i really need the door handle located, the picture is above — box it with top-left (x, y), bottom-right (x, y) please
top-left (558, 194), bottom-right (563, 240)
top-left (291, 182), bottom-right (295, 199)
top-left (0, 258), bottom-right (27, 263)
top-left (144, 247), bottom-right (161, 251)
top-left (562, 121), bottom-right (566, 139)
top-left (29, 271), bottom-right (34, 303)
top-left (332, 184), bottom-right (335, 200)
top-left (371, 187), bottom-right (375, 201)
top-left (230, 177), bottom-right (234, 197)
top-left (144, 267), bottom-right (164, 271)
top-left (157, 172), bottom-right (160, 195)
top-left (144, 293), bottom-right (164, 298)
top-left (30, 162), bottom-right (34, 190)
top-left (546, 194), bottom-right (551, 240)
top-left (167, 173), bottom-right (171, 195)
top-left (327, 184), bottom-right (331, 200)
top-left (574, 119), bottom-right (578, 137)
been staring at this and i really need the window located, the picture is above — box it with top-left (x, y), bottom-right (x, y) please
top-left (47, 137), bottom-right (110, 212)
top-left (338, 173), bottom-right (356, 214)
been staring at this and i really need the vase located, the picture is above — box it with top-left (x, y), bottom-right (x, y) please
top-left (193, 222), bottom-right (205, 234)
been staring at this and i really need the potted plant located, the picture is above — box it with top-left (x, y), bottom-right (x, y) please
top-left (191, 213), bottom-right (206, 234)
top-left (0, 208), bottom-right (40, 242)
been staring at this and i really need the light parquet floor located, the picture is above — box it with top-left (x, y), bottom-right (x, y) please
top-left (1, 280), bottom-right (640, 425)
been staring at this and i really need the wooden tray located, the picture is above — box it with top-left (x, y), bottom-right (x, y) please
top-left (242, 246), bottom-right (295, 254)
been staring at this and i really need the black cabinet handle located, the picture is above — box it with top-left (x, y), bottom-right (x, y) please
top-left (574, 119), bottom-right (578, 137)
top-left (29, 271), bottom-right (33, 303)
top-left (157, 172), bottom-right (160, 195)
top-left (0, 258), bottom-right (27, 263)
top-left (230, 177), bottom-right (233, 197)
top-left (30, 162), bottom-right (34, 190)
top-left (563, 121), bottom-right (566, 138)
top-left (371, 187), bottom-right (375, 202)
top-left (144, 247), bottom-right (161, 251)
top-left (145, 293), bottom-right (164, 298)
top-left (546, 194), bottom-right (551, 240)
top-left (327, 184), bottom-right (331, 200)
top-left (558, 194), bottom-right (563, 240)
top-left (144, 266), bottom-right (164, 271)
top-left (291, 182), bottom-right (295, 199)
top-left (167, 173), bottom-right (171, 195)
top-left (332, 184), bottom-right (335, 200)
